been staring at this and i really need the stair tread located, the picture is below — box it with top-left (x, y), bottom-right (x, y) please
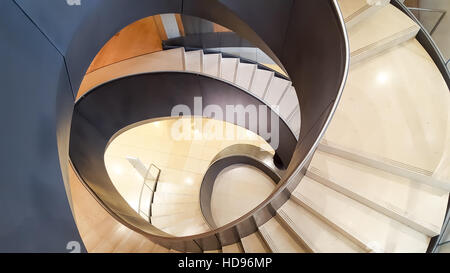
top-left (235, 62), bottom-right (257, 90)
top-left (220, 58), bottom-right (239, 82)
top-left (204, 249), bottom-right (221, 253)
top-left (293, 176), bottom-right (431, 252)
top-left (249, 69), bottom-right (274, 98)
top-left (185, 50), bottom-right (203, 73)
top-left (161, 217), bottom-right (209, 236)
top-left (240, 232), bottom-right (270, 253)
top-left (348, 3), bottom-right (419, 63)
top-left (151, 202), bottom-right (199, 216)
top-left (153, 191), bottom-right (198, 204)
top-left (151, 210), bottom-right (203, 226)
top-left (156, 181), bottom-right (199, 194)
top-left (264, 77), bottom-right (291, 107)
top-left (278, 86), bottom-right (299, 121)
top-left (278, 199), bottom-right (363, 253)
top-left (222, 242), bottom-right (244, 253)
top-left (309, 150), bottom-right (448, 236)
top-left (203, 53), bottom-right (221, 77)
top-left (259, 218), bottom-right (306, 253)
top-left (323, 38), bottom-right (450, 181)
top-left (287, 108), bottom-right (301, 137)
top-left (338, 0), bottom-right (389, 25)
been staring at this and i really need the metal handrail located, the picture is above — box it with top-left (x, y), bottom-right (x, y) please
top-left (137, 163), bottom-right (161, 222)
top-left (406, 7), bottom-right (447, 35)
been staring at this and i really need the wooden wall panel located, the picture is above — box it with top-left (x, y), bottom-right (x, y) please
top-left (86, 16), bottom-right (164, 73)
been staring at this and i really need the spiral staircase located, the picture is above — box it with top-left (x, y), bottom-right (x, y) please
top-left (1, 0), bottom-right (449, 253)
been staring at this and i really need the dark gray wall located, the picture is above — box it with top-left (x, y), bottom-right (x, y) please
top-left (0, 0), bottom-right (84, 252)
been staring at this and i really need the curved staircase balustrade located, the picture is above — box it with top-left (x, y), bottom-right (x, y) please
top-left (199, 144), bottom-right (284, 229)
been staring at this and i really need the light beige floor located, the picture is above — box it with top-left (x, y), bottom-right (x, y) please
top-left (210, 164), bottom-right (276, 227)
top-left (104, 117), bottom-right (273, 234)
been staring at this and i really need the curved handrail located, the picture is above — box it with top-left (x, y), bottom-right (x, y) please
top-left (199, 144), bottom-right (284, 229)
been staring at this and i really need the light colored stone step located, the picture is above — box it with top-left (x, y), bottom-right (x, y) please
top-left (151, 202), bottom-right (199, 216)
top-left (323, 39), bottom-right (449, 182)
top-left (161, 217), bottom-right (209, 236)
top-left (278, 86), bottom-right (299, 122)
top-left (338, 0), bottom-right (390, 28)
top-left (184, 49), bottom-right (203, 73)
top-left (308, 150), bottom-right (448, 236)
top-left (249, 68), bottom-right (274, 99)
top-left (204, 249), bottom-right (222, 253)
top-left (155, 182), bottom-right (199, 195)
top-left (287, 108), bottom-right (301, 137)
top-left (293, 176), bottom-right (431, 252)
top-left (264, 77), bottom-right (291, 107)
top-left (220, 58), bottom-right (239, 82)
top-left (240, 232), bottom-right (270, 253)
top-left (150, 210), bottom-right (203, 227)
top-left (222, 242), bottom-right (244, 253)
top-left (203, 53), bottom-right (221, 77)
top-left (235, 62), bottom-right (257, 90)
top-left (318, 140), bottom-right (450, 192)
top-left (259, 218), bottom-right (307, 253)
top-left (348, 3), bottom-right (419, 64)
top-left (153, 191), bottom-right (197, 204)
top-left (278, 199), bottom-right (363, 253)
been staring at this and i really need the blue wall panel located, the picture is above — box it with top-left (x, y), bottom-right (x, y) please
top-left (0, 0), bottom-right (84, 252)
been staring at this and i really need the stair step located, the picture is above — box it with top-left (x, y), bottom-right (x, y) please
top-left (151, 202), bottom-right (199, 216)
top-left (278, 86), bottom-right (299, 122)
top-left (161, 217), bottom-right (209, 236)
top-left (287, 108), bottom-right (301, 137)
top-left (258, 218), bottom-right (307, 253)
top-left (151, 210), bottom-right (203, 227)
top-left (240, 232), bottom-right (270, 253)
top-left (235, 62), bottom-right (257, 90)
top-left (220, 58), bottom-right (239, 82)
top-left (204, 249), bottom-right (222, 253)
top-left (338, 0), bottom-right (390, 28)
top-left (278, 199), bottom-right (363, 253)
top-left (155, 182), bottom-right (199, 195)
top-left (348, 4), bottom-right (419, 64)
top-left (323, 39), bottom-right (450, 181)
top-left (293, 176), bottom-right (430, 252)
top-left (203, 53), bottom-right (221, 77)
top-left (318, 140), bottom-right (450, 192)
top-left (249, 69), bottom-right (274, 99)
top-left (153, 191), bottom-right (197, 204)
top-left (184, 50), bottom-right (203, 73)
top-left (264, 77), bottom-right (291, 107)
top-left (222, 242), bottom-right (244, 253)
top-left (308, 150), bottom-right (448, 236)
